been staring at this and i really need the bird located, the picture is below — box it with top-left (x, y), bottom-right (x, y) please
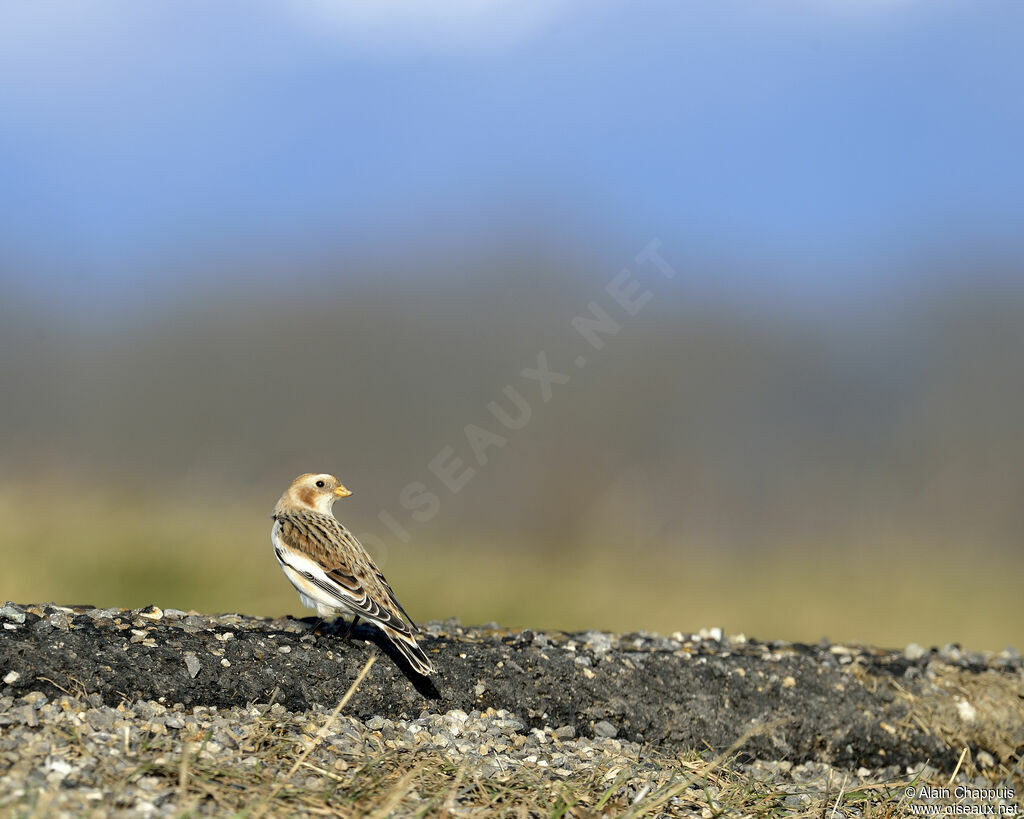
top-left (271, 472), bottom-right (433, 676)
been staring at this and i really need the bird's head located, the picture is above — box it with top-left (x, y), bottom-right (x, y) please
top-left (275, 472), bottom-right (352, 516)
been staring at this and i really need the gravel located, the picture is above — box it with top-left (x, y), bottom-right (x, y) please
top-left (1, 692), bottom-right (1019, 817)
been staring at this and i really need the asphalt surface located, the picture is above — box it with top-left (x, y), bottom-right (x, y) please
top-left (2, 603), bottom-right (1021, 773)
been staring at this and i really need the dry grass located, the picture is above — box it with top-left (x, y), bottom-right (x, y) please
top-left (5, 698), bottom-right (983, 819)
top-left (1, 483), bottom-right (1022, 652)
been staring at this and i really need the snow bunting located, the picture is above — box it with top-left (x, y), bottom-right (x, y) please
top-left (271, 473), bottom-right (433, 676)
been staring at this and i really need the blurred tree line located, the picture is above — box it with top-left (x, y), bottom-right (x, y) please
top-left (1, 246), bottom-right (1021, 558)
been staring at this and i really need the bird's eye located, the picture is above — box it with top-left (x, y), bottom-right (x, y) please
top-left (315, 480), bottom-right (325, 488)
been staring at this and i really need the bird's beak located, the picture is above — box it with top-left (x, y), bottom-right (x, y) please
top-left (333, 485), bottom-right (353, 498)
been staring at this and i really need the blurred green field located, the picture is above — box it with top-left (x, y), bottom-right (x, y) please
top-left (2, 484), bottom-right (1019, 652)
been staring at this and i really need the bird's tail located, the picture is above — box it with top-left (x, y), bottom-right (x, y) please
top-left (387, 628), bottom-right (434, 676)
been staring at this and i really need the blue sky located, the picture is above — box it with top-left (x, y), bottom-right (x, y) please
top-left (1, 1), bottom-right (1022, 299)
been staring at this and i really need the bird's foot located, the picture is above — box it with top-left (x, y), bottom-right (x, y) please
top-left (342, 615), bottom-right (361, 640)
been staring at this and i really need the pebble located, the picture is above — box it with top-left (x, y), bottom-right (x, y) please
top-left (904, 643), bottom-right (926, 660)
top-left (956, 699), bottom-right (976, 722)
top-left (0, 604), bottom-right (26, 624)
top-left (183, 654), bottom-right (202, 679)
top-left (181, 615), bottom-right (207, 633)
top-left (48, 612), bottom-right (71, 631)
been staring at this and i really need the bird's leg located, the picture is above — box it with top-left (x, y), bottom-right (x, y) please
top-left (308, 617), bottom-right (325, 635)
top-left (342, 615), bottom-right (361, 640)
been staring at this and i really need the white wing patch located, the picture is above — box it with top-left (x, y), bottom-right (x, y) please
top-left (272, 522), bottom-right (357, 618)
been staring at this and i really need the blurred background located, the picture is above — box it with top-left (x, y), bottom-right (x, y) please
top-left (1, 1), bottom-right (1022, 650)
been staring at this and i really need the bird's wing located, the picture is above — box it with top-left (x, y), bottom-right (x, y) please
top-left (273, 511), bottom-right (415, 638)
top-left (362, 555), bottom-right (420, 633)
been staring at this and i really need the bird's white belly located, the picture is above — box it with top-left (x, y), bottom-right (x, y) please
top-left (280, 563), bottom-right (355, 618)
